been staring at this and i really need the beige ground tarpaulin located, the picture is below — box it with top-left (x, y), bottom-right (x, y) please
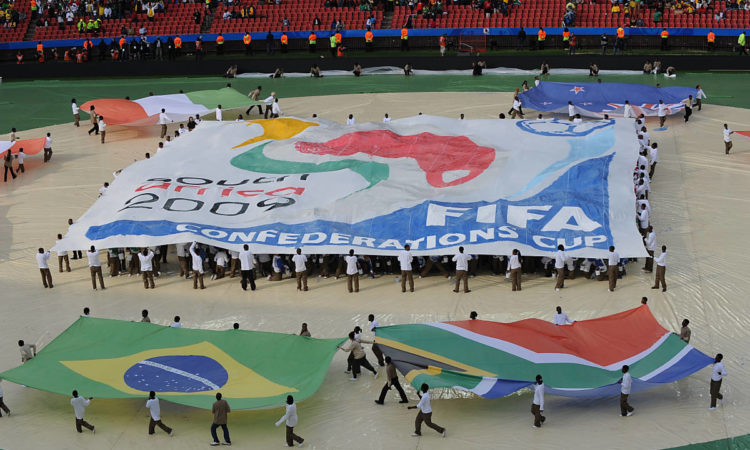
top-left (0, 92), bottom-right (748, 450)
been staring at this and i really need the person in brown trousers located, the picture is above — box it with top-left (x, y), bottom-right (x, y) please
top-left (210, 393), bottom-right (231, 446)
top-left (652, 245), bottom-right (667, 292)
top-left (607, 245), bottom-right (620, 292)
top-left (409, 383), bottom-right (446, 438)
top-left (36, 247), bottom-right (53, 288)
top-left (398, 244), bottom-right (414, 292)
top-left (452, 246), bottom-right (471, 293)
top-left (87, 245), bottom-right (105, 290)
top-left (56, 234), bottom-right (71, 272)
top-left (344, 249), bottom-right (359, 293)
top-left (509, 249), bottom-right (522, 291)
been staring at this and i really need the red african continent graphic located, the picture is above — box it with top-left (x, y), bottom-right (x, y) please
top-left (295, 130), bottom-right (496, 188)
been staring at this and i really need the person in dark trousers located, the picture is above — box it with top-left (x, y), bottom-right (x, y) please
top-left (0, 379), bottom-right (10, 417)
top-left (210, 392), bottom-right (231, 446)
top-left (517, 26), bottom-right (526, 50)
top-left (710, 353), bottom-right (727, 410)
top-left (684, 95), bottom-right (693, 122)
top-left (375, 356), bottom-right (409, 404)
top-left (409, 383), bottom-right (446, 438)
top-left (146, 391), bottom-right (174, 436)
top-left (275, 395), bottom-right (304, 447)
top-left (619, 365), bottom-right (634, 417)
top-left (531, 374), bottom-right (545, 428)
top-left (70, 390), bottom-right (95, 433)
top-left (239, 244), bottom-right (256, 291)
top-left (3, 150), bottom-right (16, 182)
top-left (87, 105), bottom-right (99, 135)
top-left (338, 331), bottom-right (378, 380)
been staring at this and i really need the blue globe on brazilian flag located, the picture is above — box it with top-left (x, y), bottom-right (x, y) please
top-left (0, 318), bottom-right (344, 409)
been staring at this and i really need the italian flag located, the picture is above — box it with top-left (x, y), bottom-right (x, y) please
top-left (80, 88), bottom-right (261, 126)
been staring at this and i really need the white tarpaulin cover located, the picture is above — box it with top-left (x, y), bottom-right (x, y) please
top-left (55, 116), bottom-right (647, 257)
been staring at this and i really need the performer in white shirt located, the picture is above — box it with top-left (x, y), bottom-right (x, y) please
top-left (213, 249), bottom-right (228, 280)
top-left (98, 116), bottom-right (107, 144)
top-left (70, 390), bottom-right (95, 433)
top-left (643, 226), bottom-right (656, 272)
top-left (292, 248), bottom-right (309, 291)
top-left (87, 245), bottom-right (105, 290)
top-left (452, 246), bottom-right (471, 293)
top-left (623, 100), bottom-right (634, 118)
top-left (383, 113), bottom-right (392, 122)
top-left (695, 84), bottom-right (706, 111)
top-left (263, 92), bottom-right (276, 119)
top-left (554, 245), bottom-right (568, 291)
top-left (398, 244), bottom-right (414, 292)
top-left (345, 249), bottom-right (359, 293)
top-left (723, 123), bottom-right (734, 154)
top-left (607, 245), bottom-right (619, 292)
top-left (42, 132), bottom-right (53, 163)
top-left (710, 353), bottom-right (727, 409)
top-left (652, 245), bottom-right (667, 292)
top-left (567, 101), bottom-right (576, 120)
top-left (36, 247), bottom-right (53, 288)
top-left (553, 306), bottom-right (574, 325)
top-left (531, 374), bottom-right (545, 428)
top-left (170, 316), bottom-right (182, 328)
top-left (189, 242), bottom-right (205, 289)
top-left (158, 108), bottom-right (169, 138)
top-left (346, 114), bottom-right (355, 125)
top-left (71, 98), bottom-right (80, 127)
top-left (271, 98), bottom-right (283, 118)
top-left (657, 99), bottom-right (668, 127)
top-left (239, 244), bottom-right (256, 291)
top-left (138, 248), bottom-right (155, 289)
top-left (215, 104), bottom-right (223, 121)
top-left (146, 391), bottom-right (174, 436)
top-left (509, 249), bottom-right (522, 291)
top-left (638, 203), bottom-right (650, 236)
top-left (620, 365), bottom-right (634, 416)
top-left (649, 142), bottom-right (659, 177)
top-left (275, 395), bottom-right (304, 447)
top-left (409, 383), bottom-right (446, 437)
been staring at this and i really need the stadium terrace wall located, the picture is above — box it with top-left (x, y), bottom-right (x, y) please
top-left (1, 26), bottom-right (747, 52)
top-left (2, 54), bottom-right (750, 80)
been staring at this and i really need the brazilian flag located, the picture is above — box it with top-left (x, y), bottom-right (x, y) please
top-left (0, 318), bottom-right (344, 409)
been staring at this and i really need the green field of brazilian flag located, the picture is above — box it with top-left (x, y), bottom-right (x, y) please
top-left (0, 318), bottom-right (344, 410)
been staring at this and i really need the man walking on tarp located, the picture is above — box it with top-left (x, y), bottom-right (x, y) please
top-left (375, 356), bottom-right (409, 405)
top-left (409, 383), bottom-right (446, 438)
top-left (71, 390), bottom-right (95, 433)
top-left (619, 365), bottom-right (634, 416)
top-left (146, 391), bottom-right (174, 436)
top-left (531, 374), bottom-right (545, 428)
top-left (210, 393), bottom-right (231, 446)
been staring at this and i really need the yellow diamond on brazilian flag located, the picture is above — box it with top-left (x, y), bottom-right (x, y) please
top-left (0, 318), bottom-right (344, 409)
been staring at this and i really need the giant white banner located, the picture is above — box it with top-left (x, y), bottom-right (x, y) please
top-left (56, 117), bottom-right (647, 257)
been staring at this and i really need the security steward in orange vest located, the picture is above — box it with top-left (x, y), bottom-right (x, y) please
top-left (707, 30), bottom-right (715, 51)
top-left (615, 26), bottom-right (625, 55)
top-left (216, 33), bottom-right (225, 55)
top-left (36, 41), bottom-right (44, 62)
top-left (562, 28), bottom-right (570, 48)
top-left (280, 32), bottom-right (288, 53)
top-left (365, 30), bottom-right (374, 52)
top-left (660, 28), bottom-right (669, 51)
top-left (83, 38), bottom-right (93, 60)
top-left (194, 35), bottom-right (203, 61)
top-left (243, 32), bottom-right (253, 55)
top-left (537, 27), bottom-right (546, 50)
top-left (335, 31), bottom-right (342, 46)
top-left (308, 31), bottom-right (317, 53)
top-left (174, 35), bottom-right (183, 58)
top-left (400, 27), bottom-right (409, 51)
